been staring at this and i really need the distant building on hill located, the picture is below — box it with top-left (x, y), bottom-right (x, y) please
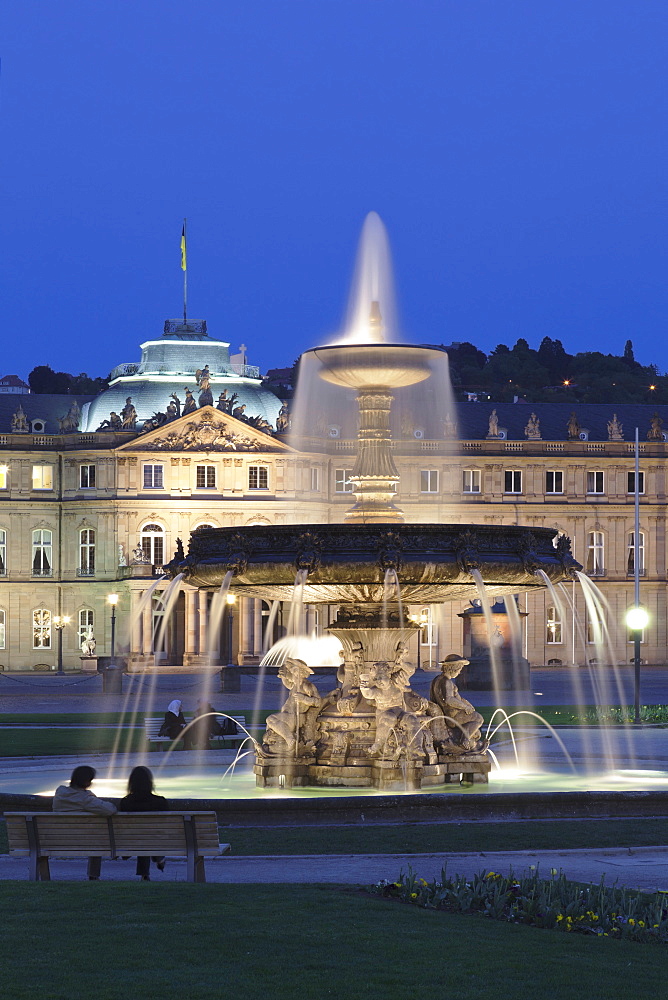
top-left (0, 375), bottom-right (30, 394)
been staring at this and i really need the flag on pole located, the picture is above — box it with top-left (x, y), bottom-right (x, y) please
top-left (180, 223), bottom-right (187, 271)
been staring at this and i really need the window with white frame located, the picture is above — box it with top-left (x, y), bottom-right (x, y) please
top-left (462, 469), bottom-right (481, 494)
top-left (0, 465), bottom-right (8, 490)
top-left (196, 465), bottom-right (216, 489)
top-left (33, 608), bottom-right (51, 649)
top-left (79, 528), bottom-right (95, 575)
top-left (193, 523), bottom-right (215, 532)
top-left (546, 605), bottom-right (562, 643)
top-left (627, 471), bottom-right (645, 494)
top-left (310, 467), bottom-right (320, 491)
top-left (587, 471), bottom-right (604, 494)
top-left (32, 465), bottom-right (53, 490)
top-left (586, 607), bottom-right (605, 645)
top-left (420, 470), bottom-right (439, 493)
top-left (545, 470), bottom-right (563, 494)
top-left (248, 465), bottom-right (269, 490)
top-left (141, 523), bottom-right (165, 567)
top-left (586, 531), bottom-right (604, 575)
top-left (32, 529), bottom-right (52, 576)
top-left (143, 464), bottom-right (164, 489)
top-left (335, 469), bottom-right (354, 493)
top-left (0, 609), bottom-right (5, 649)
top-left (0, 529), bottom-right (6, 576)
top-left (627, 530), bottom-right (645, 575)
top-left (418, 606), bottom-right (438, 669)
top-left (79, 465), bottom-right (96, 489)
top-left (504, 469), bottom-right (522, 494)
top-left (78, 609), bottom-right (94, 648)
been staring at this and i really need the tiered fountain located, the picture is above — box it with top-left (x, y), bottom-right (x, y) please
top-left (166, 215), bottom-right (580, 791)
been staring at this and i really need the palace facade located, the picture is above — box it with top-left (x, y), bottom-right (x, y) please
top-left (0, 318), bottom-right (666, 673)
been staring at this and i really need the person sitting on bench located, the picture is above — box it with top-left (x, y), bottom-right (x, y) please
top-left (118, 765), bottom-right (168, 881)
top-left (53, 765), bottom-right (116, 880)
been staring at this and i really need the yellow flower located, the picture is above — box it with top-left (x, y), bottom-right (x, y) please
top-left (638, 921), bottom-right (645, 928)
top-left (628, 918), bottom-right (635, 926)
top-left (410, 892), bottom-right (418, 899)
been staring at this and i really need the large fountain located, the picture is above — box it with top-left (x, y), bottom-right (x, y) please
top-left (166, 213), bottom-right (581, 791)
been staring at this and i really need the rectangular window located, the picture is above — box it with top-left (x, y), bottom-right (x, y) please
top-left (248, 465), bottom-right (268, 490)
top-left (143, 464), bottom-right (164, 489)
top-left (32, 465), bottom-right (53, 490)
top-left (0, 529), bottom-right (6, 576)
top-left (33, 609), bottom-right (51, 649)
top-left (546, 606), bottom-right (562, 644)
top-left (79, 465), bottom-right (96, 489)
top-left (0, 609), bottom-right (5, 649)
top-left (462, 469), bottom-right (481, 494)
top-left (79, 528), bottom-right (95, 575)
top-left (0, 465), bottom-right (8, 490)
top-left (310, 467), bottom-right (320, 491)
top-left (335, 469), bottom-right (354, 493)
top-left (504, 470), bottom-right (522, 494)
top-left (627, 471), bottom-right (645, 494)
top-left (586, 471), bottom-right (604, 494)
top-left (78, 609), bottom-right (94, 649)
top-left (196, 465), bottom-right (216, 489)
top-left (420, 470), bottom-right (439, 493)
top-left (32, 529), bottom-right (52, 576)
top-left (545, 470), bottom-right (563, 494)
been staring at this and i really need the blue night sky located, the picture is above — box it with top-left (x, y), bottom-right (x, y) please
top-left (1, 1), bottom-right (667, 380)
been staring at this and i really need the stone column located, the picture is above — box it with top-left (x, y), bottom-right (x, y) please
top-left (142, 601), bottom-right (152, 656)
top-left (184, 588), bottom-right (197, 663)
top-left (198, 591), bottom-right (209, 658)
top-left (253, 599), bottom-right (263, 658)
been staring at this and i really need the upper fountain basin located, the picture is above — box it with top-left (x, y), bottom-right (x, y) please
top-left (308, 343), bottom-right (446, 390)
top-left (166, 523), bottom-right (581, 604)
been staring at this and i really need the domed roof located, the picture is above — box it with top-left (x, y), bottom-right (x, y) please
top-left (82, 319), bottom-right (282, 432)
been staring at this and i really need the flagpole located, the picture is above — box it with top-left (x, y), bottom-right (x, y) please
top-left (183, 218), bottom-right (188, 324)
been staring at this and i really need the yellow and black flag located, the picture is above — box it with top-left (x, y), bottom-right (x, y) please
top-left (180, 222), bottom-right (187, 271)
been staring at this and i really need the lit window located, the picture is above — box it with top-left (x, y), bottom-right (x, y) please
top-left (248, 465), bottom-right (269, 490)
top-left (586, 471), bottom-right (604, 494)
top-left (627, 471), bottom-right (645, 494)
top-left (33, 609), bottom-right (51, 649)
top-left (545, 470), bottom-right (563, 494)
top-left (335, 469), bottom-right (354, 493)
top-left (311, 467), bottom-right (320, 492)
top-left (141, 523), bottom-right (165, 567)
top-left (420, 470), bottom-right (439, 493)
top-left (0, 529), bottom-right (6, 576)
top-left (80, 465), bottom-right (96, 489)
top-left (0, 465), bottom-right (8, 490)
top-left (196, 465), bottom-right (216, 489)
top-left (0, 609), bottom-right (5, 649)
top-left (78, 609), bottom-right (94, 648)
top-left (627, 531), bottom-right (645, 575)
top-left (504, 470), bottom-right (522, 494)
top-left (32, 466), bottom-right (53, 490)
top-left (586, 531), bottom-right (604, 575)
top-left (586, 608), bottom-right (605, 644)
top-left (143, 464), bottom-right (164, 489)
top-left (546, 606), bottom-right (562, 644)
top-left (32, 529), bottom-right (52, 576)
top-left (79, 529), bottom-right (95, 576)
top-left (462, 469), bottom-right (481, 494)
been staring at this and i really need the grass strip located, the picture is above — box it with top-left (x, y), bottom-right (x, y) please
top-left (0, 883), bottom-right (664, 1000)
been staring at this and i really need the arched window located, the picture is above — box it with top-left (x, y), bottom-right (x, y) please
top-left (32, 529), bottom-right (52, 576)
top-left (141, 523), bottom-right (165, 567)
top-left (586, 531), bottom-right (604, 576)
top-left (193, 523), bottom-right (215, 532)
top-left (627, 531), bottom-right (645, 576)
top-left (78, 609), bottom-right (94, 648)
top-left (546, 605), bottom-right (562, 644)
top-left (79, 528), bottom-right (95, 575)
top-left (33, 609), bottom-right (51, 649)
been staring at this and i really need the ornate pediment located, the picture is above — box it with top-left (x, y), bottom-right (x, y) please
top-left (119, 407), bottom-right (294, 454)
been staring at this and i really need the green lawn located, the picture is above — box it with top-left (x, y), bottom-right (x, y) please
top-left (0, 883), bottom-right (665, 1000)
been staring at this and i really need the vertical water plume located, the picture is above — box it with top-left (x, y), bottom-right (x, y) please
top-left (340, 211), bottom-right (398, 344)
top-left (470, 569), bottom-right (503, 698)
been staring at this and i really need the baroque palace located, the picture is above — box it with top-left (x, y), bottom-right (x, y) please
top-left (0, 315), bottom-right (666, 673)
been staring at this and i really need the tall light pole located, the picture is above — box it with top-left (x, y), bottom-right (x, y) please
top-left (625, 427), bottom-right (649, 725)
top-left (53, 615), bottom-right (71, 674)
top-left (107, 593), bottom-right (119, 666)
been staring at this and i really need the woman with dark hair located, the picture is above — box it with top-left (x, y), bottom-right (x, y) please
top-left (53, 764), bottom-right (117, 880)
top-left (118, 766), bottom-right (168, 881)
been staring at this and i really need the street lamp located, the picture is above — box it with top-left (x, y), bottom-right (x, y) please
top-left (226, 593), bottom-right (237, 666)
top-left (626, 605), bottom-right (649, 724)
top-left (53, 615), bottom-right (71, 674)
top-left (107, 593), bottom-right (119, 666)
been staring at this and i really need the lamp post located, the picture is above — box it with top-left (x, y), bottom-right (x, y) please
top-left (107, 593), bottom-right (119, 665)
top-left (226, 593), bottom-right (237, 666)
top-left (53, 615), bottom-right (71, 674)
top-left (220, 593), bottom-right (239, 693)
top-left (626, 605), bottom-right (649, 725)
top-left (410, 610), bottom-right (429, 671)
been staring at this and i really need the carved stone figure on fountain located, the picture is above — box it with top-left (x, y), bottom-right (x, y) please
top-left (429, 654), bottom-right (485, 752)
top-left (359, 661), bottom-right (423, 761)
top-left (260, 658), bottom-right (321, 758)
top-left (326, 641), bottom-right (365, 715)
top-left (183, 388), bottom-right (197, 415)
top-left (58, 400), bottom-right (81, 433)
top-left (121, 397), bottom-right (137, 430)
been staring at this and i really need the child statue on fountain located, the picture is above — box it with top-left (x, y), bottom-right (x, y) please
top-left (260, 657), bottom-right (322, 758)
top-left (429, 654), bottom-right (487, 753)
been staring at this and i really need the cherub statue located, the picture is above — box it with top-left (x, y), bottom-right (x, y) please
top-left (429, 654), bottom-right (485, 751)
top-left (81, 626), bottom-right (96, 657)
top-left (359, 660), bottom-right (422, 759)
top-left (261, 658), bottom-right (321, 756)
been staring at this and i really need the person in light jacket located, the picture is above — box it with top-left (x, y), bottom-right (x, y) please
top-left (53, 765), bottom-right (116, 880)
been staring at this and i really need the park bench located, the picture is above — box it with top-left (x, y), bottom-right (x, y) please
top-left (5, 810), bottom-right (230, 882)
top-left (144, 714), bottom-right (247, 749)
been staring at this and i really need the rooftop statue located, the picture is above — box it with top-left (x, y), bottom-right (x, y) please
top-left (58, 400), bottom-right (81, 433)
top-left (232, 403), bottom-right (247, 419)
top-left (524, 412), bottom-right (541, 440)
top-left (195, 365), bottom-right (211, 393)
top-left (607, 413), bottom-right (624, 441)
top-left (276, 401), bottom-right (290, 432)
top-left (486, 409), bottom-right (499, 438)
top-left (647, 412), bottom-right (664, 441)
top-left (10, 405), bottom-right (29, 433)
top-left (167, 393), bottom-right (181, 419)
top-left (567, 412), bottom-right (580, 440)
top-left (183, 388), bottom-right (197, 415)
top-left (96, 411), bottom-right (122, 431)
top-left (121, 397), bottom-right (137, 430)
top-left (443, 412), bottom-right (458, 439)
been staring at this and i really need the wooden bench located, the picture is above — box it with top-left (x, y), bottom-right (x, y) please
top-left (144, 715), bottom-right (248, 749)
top-left (5, 811), bottom-right (230, 882)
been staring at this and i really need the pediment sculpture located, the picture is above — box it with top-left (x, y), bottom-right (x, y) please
top-left (138, 412), bottom-right (265, 452)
